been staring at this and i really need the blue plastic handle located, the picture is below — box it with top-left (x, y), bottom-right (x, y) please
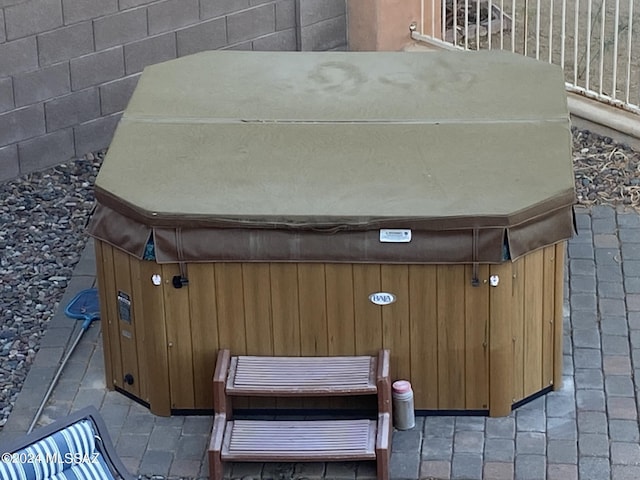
top-left (81, 315), bottom-right (99, 331)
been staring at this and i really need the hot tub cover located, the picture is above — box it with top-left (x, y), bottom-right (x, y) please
top-left (89, 50), bottom-right (575, 264)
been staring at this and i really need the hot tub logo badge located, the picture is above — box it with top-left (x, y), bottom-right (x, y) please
top-left (369, 292), bottom-right (396, 306)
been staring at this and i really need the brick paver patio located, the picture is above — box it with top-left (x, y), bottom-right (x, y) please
top-left (1, 204), bottom-right (639, 480)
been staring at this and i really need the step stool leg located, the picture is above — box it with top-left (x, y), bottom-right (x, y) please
top-left (377, 349), bottom-right (392, 416)
top-left (213, 349), bottom-right (232, 417)
top-left (209, 413), bottom-right (226, 480)
top-left (376, 412), bottom-right (391, 480)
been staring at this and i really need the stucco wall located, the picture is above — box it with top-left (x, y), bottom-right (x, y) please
top-left (0, 0), bottom-right (346, 181)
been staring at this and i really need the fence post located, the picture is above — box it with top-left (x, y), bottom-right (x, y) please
top-left (347, 0), bottom-right (425, 51)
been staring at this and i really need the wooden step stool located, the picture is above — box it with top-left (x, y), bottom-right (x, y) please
top-left (208, 349), bottom-right (391, 480)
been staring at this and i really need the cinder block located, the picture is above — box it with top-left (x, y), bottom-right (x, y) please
top-left (100, 74), bottom-right (140, 115)
top-left (323, 43), bottom-right (346, 52)
top-left (18, 129), bottom-right (74, 172)
top-left (0, 10), bottom-right (6, 43)
top-left (300, 15), bottom-right (346, 51)
top-left (37, 22), bottom-right (94, 65)
top-left (94, 8), bottom-right (148, 50)
top-left (227, 3), bottom-right (275, 44)
top-left (0, 144), bottom-right (19, 182)
top-left (5, 0), bottom-right (63, 40)
top-left (118, 0), bottom-right (156, 9)
top-left (276, 0), bottom-right (295, 31)
top-left (0, 36), bottom-right (38, 76)
top-left (61, 0), bottom-right (118, 24)
top-left (14, 62), bottom-right (71, 107)
top-left (45, 88), bottom-right (100, 131)
top-left (148, 0), bottom-right (199, 35)
top-left (73, 113), bottom-right (121, 155)
top-left (0, 104), bottom-right (45, 145)
top-left (70, 47), bottom-right (124, 91)
top-left (299, 0), bottom-right (345, 27)
top-left (0, 77), bottom-right (14, 113)
top-left (176, 17), bottom-right (226, 57)
top-left (124, 32), bottom-right (176, 74)
top-left (223, 41), bottom-right (252, 51)
top-left (200, 0), bottom-right (249, 20)
top-left (0, 0), bottom-right (30, 7)
top-left (253, 28), bottom-right (296, 51)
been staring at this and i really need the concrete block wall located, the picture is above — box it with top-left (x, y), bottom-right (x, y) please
top-left (299, 0), bottom-right (346, 51)
top-left (0, 0), bottom-right (346, 182)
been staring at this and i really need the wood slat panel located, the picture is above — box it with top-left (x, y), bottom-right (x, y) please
top-left (325, 264), bottom-right (356, 409)
top-left (94, 241), bottom-right (114, 392)
top-left (553, 242), bottom-right (566, 389)
top-left (436, 265), bottom-right (465, 410)
top-left (511, 257), bottom-right (525, 402)
top-left (136, 259), bottom-right (170, 415)
top-left (523, 249), bottom-right (544, 397)
top-left (270, 264), bottom-right (300, 356)
top-left (214, 265), bottom-right (248, 415)
top-left (214, 264), bottom-right (247, 354)
top-left (112, 248), bottom-right (140, 398)
top-left (188, 263), bottom-right (219, 409)
top-left (298, 264), bottom-right (328, 356)
top-left (464, 264), bottom-right (489, 410)
top-left (162, 263), bottom-right (195, 409)
top-left (242, 263), bottom-right (275, 409)
top-left (98, 243), bottom-right (123, 391)
top-left (408, 265), bottom-right (438, 409)
top-left (489, 262), bottom-right (514, 417)
top-left (128, 257), bottom-right (149, 404)
top-left (325, 264), bottom-right (355, 355)
top-left (242, 263), bottom-right (273, 356)
top-left (542, 246), bottom-right (556, 388)
top-left (353, 265), bottom-right (382, 356)
top-left (381, 265), bottom-right (410, 382)
top-left (269, 264), bottom-right (301, 409)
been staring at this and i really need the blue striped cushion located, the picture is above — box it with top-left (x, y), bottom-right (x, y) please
top-left (48, 459), bottom-right (113, 480)
top-left (0, 420), bottom-right (114, 480)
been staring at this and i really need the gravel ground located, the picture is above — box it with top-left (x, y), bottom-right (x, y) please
top-left (573, 128), bottom-right (640, 208)
top-left (0, 128), bottom-right (639, 429)
top-left (0, 153), bottom-right (103, 427)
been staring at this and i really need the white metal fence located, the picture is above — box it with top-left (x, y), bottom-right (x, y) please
top-left (414, 0), bottom-right (640, 114)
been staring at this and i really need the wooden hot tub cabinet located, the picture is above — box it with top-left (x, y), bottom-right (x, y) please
top-left (89, 51), bottom-right (575, 417)
top-left (95, 241), bottom-right (565, 417)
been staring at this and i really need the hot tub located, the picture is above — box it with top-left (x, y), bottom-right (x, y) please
top-left (89, 50), bottom-right (575, 417)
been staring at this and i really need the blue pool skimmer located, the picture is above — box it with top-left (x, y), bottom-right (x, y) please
top-left (28, 288), bottom-right (101, 433)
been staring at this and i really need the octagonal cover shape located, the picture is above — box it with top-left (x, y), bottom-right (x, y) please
top-left (89, 50), bottom-right (575, 264)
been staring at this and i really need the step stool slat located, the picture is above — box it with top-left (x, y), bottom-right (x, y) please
top-left (227, 355), bottom-right (378, 395)
top-left (221, 420), bottom-right (377, 461)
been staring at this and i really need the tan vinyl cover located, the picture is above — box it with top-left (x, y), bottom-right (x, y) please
top-left (89, 50), bottom-right (575, 264)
